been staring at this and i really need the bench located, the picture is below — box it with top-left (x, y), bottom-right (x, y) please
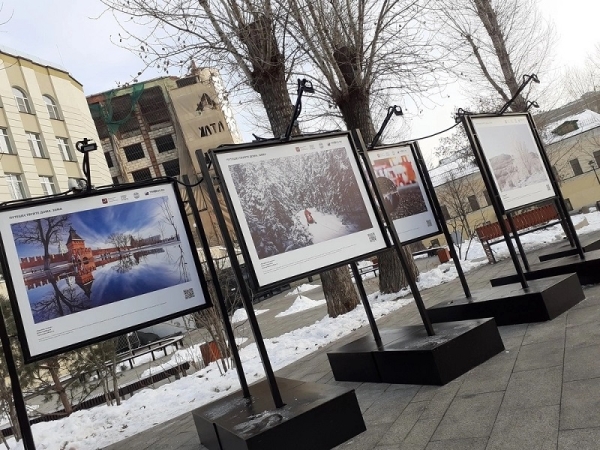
top-left (412, 247), bottom-right (443, 258)
top-left (350, 262), bottom-right (380, 280)
top-left (475, 204), bottom-right (560, 264)
top-left (114, 335), bottom-right (185, 369)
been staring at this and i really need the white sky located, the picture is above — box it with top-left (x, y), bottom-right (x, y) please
top-left (1, 0), bottom-right (599, 163)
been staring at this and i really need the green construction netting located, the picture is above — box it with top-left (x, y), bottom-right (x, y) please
top-left (89, 83), bottom-right (145, 135)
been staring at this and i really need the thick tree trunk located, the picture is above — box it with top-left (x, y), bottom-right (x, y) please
top-left (473, 0), bottom-right (526, 111)
top-left (336, 88), bottom-right (420, 294)
top-left (322, 267), bottom-right (360, 318)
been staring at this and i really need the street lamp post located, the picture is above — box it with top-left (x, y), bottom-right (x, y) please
top-left (589, 160), bottom-right (600, 185)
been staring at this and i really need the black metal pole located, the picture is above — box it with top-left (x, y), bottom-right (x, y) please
top-left (182, 176), bottom-right (250, 398)
top-left (198, 152), bottom-right (284, 408)
top-left (555, 198), bottom-right (575, 247)
top-left (413, 142), bottom-right (471, 299)
top-left (353, 132), bottom-right (435, 336)
top-left (462, 116), bottom-right (529, 290)
top-left (370, 105), bottom-right (403, 149)
top-left (497, 74), bottom-right (539, 115)
top-left (0, 310), bottom-right (35, 449)
top-left (506, 212), bottom-right (530, 272)
top-left (350, 262), bottom-right (382, 349)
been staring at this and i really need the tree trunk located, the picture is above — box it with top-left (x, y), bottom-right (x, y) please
top-left (48, 363), bottom-right (73, 415)
top-left (322, 267), bottom-right (359, 318)
top-left (473, 0), bottom-right (526, 111)
top-left (253, 66), bottom-right (361, 317)
top-left (336, 88), bottom-right (420, 294)
top-left (110, 353), bottom-right (121, 406)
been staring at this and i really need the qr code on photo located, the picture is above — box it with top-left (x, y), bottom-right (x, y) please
top-left (368, 232), bottom-right (376, 242)
top-left (426, 220), bottom-right (432, 227)
top-left (184, 288), bottom-right (195, 299)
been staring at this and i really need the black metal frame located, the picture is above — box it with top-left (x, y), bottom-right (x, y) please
top-left (364, 142), bottom-right (442, 245)
top-left (209, 131), bottom-right (391, 292)
top-left (0, 179), bottom-right (213, 363)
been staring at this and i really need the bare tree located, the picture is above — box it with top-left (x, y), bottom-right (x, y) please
top-left (103, 0), bottom-right (362, 317)
top-left (12, 217), bottom-right (70, 270)
top-left (433, 0), bottom-right (556, 111)
top-left (105, 232), bottom-right (129, 255)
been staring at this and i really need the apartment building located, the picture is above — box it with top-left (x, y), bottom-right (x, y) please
top-left (86, 67), bottom-right (242, 244)
top-left (0, 46), bottom-right (110, 201)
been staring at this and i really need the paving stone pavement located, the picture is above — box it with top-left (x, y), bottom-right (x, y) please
top-left (103, 233), bottom-right (600, 450)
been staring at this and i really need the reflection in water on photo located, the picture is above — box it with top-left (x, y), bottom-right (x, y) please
top-left (26, 243), bottom-right (190, 324)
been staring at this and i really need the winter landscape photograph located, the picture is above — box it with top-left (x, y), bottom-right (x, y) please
top-left (227, 146), bottom-right (374, 260)
top-left (370, 155), bottom-right (428, 221)
top-left (473, 119), bottom-right (549, 193)
top-left (10, 196), bottom-right (192, 324)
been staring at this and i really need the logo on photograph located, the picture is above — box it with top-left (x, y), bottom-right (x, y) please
top-left (295, 147), bottom-right (301, 152)
top-left (319, 143), bottom-right (324, 149)
top-left (102, 198), bottom-right (108, 204)
top-left (121, 195), bottom-right (127, 201)
top-left (133, 192), bottom-right (140, 199)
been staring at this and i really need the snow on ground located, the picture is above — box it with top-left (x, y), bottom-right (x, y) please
top-left (285, 283), bottom-right (319, 296)
top-left (294, 209), bottom-right (350, 243)
top-left (275, 295), bottom-right (326, 317)
top-left (231, 308), bottom-right (269, 324)
top-left (8, 210), bottom-right (600, 450)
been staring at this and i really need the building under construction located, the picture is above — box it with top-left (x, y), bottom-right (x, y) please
top-left (87, 67), bottom-right (242, 245)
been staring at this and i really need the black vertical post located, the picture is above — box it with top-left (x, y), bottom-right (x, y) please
top-left (0, 309), bottom-right (35, 449)
top-left (555, 198), bottom-right (575, 247)
top-left (350, 262), bottom-right (382, 349)
top-left (182, 175), bottom-right (250, 398)
top-left (506, 213), bottom-right (530, 272)
top-left (463, 116), bottom-right (529, 290)
top-left (198, 152), bottom-right (284, 409)
top-left (353, 131), bottom-right (435, 336)
top-left (527, 114), bottom-right (585, 259)
top-left (413, 142), bottom-right (471, 299)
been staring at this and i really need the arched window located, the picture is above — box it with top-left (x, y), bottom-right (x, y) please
top-left (12, 87), bottom-right (32, 114)
top-left (43, 95), bottom-right (60, 120)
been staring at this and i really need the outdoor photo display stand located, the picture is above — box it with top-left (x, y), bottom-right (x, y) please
top-left (191, 133), bottom-right (383, 450)
top-left (326, 129), bottom-right (504, 386)
top-left (427, 113), bottom-right (585, 326)
top-left (465, 113), bottom-right (600, 289)
top-left (0, 179), bottom-right (214, 450)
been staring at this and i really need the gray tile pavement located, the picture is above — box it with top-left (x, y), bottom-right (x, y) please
top-left (102, 232), bottom-right (600, 450)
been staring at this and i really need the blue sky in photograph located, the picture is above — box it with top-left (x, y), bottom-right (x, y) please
top-left (13, 196), bottom-right (172, 258)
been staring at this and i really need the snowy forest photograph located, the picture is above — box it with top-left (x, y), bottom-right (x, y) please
top-left (227, 146), bottom-right (374, 260)
top-left (473, 119), bottom-right (549, 194)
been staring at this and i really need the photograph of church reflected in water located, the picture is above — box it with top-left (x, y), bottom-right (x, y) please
top-left (13, 196), bottom-right (192, 324)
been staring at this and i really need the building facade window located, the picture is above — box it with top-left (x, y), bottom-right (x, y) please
top-left (123, 143), bottom-right (145, 161)
top-left (105, 152), bottom-right (114, 168)
top-left (39, 176), bottom-right (56, 195)
top-left (468, 195), bottom-right (480, 211)
top-left (112, 176), bottom-right (120, 185)
top-left (163, 159), bottom-right (180, 177)
top-left (594, 150), bottom-right (600, 169)
top-left (155, 134), bottom-right (176, 153)
top-left (43, 95), bottom-right (60, 120)
top-left (27, 132), bottom-right (45, 158)
top-left (12, 87), bottom-right (32, 113)
top-left (570, 158), bottom-right (583, 176)
top-left (483, 190), bottom-right (491, 206)
top-left (440, 204), bottom-right (451, 220)
top-left (57, 137), bottom-right (73, 161)
top-left (0, 128), bottom-right (13, 154)
top-left (131, 168), bottom-right (152, 182)
top-left (5, 173), bottom-right (26, 199)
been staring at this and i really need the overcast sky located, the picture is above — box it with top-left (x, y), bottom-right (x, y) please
top-left (1, 0), bottom-right (599, 162)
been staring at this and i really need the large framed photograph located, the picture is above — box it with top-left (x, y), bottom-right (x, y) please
top-left (469, 114), bottom-right (554, 212)
top-left (212, 132), bottom-right (388, 288)
top-left (0, 181), bottom-right (210, 362)
top-left (366, 144), bottom-right (440, 243)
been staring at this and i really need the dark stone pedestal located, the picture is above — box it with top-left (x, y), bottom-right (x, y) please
top-left (490, 250), bottom-right (600, 287)
top-left (327, 319), bottom-right (503, 386)
top-left (538, 235), bottom-right (600, 261)
top-left (428, 274), bottom-right (584, 326)
top-left (192, 378), bottom-right (365, 450)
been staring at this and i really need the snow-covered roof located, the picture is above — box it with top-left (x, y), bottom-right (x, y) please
top-left (428, 154), bottom-right (480, 187)
top-left (541, 109), bottom-right (600, 145)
